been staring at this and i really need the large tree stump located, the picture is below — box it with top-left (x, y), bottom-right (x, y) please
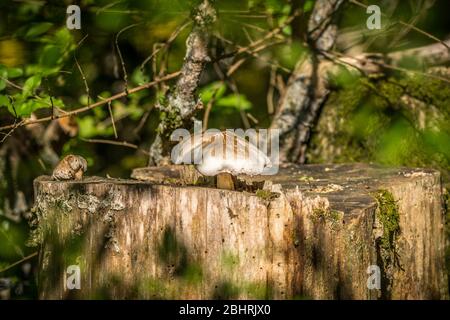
top-left (31, 163), bottom-right (448, 299)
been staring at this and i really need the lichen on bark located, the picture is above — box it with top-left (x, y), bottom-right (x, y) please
top-left (148, 0), bottom-right (216, 165)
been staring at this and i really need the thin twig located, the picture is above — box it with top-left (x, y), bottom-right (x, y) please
top-left (0, 252), bottom-right (37, 274)
top-left (116, 23), bottom-right (141, 95)
top-left (133, 105), bottom-right (154, 136)
top-left (349, 0), bottom-right (449, 51)
top-left (81, 138), bottom-right (150, 156)
top-left (74, 34), bottom-right (91, 107)
top-left (0, 119), bottom-right (24, 143)
top-left (328, 50), bottom-right (450, 84)
top-left (276, 74), bottom-right (285, 97)
top-left (140, 20), bottom-right (191, 74)
top-left (242, 27), bottom-right (254, 44)
top-left (267, 65), bottom-right (276, 114)
top-left (107, 101), bottom-right (118, 139)
top-left (202, 70), bottom-right (223, 131)
top-left (218, 10), bottom-right (300, 61)
top-left (0, 72), bottom-right (180, 132)
top-left (223, 18), bottom-right (284, 39)
top-left (217, 35), bottom-right (290, 73)
top-left (96, 0), bottom-right (124, 15)
top-left (246, 112), bottom-right (259, 124)
top-left (0, 76), bottom-right (23, 90)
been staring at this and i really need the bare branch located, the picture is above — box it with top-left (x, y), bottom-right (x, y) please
top-left (81, 138), bottom-right (150, 156)
top-left (107, 101), bottom-right (118, 139)
top-left (349, 0), bottom-right (450, 51)
top-left (0, 252), bottom-right (38, 274)
top-left (0, 72), bottom-right (180, 132)
top-left (387, 38), bottom-right (450, 66)
top-left (115, 23), bottom-right (141, 94)
top-left (267, 66), bottom-right (276, 115)
top-left (140, 20), bottom-right (191, 73)
top-left (74, 35), bottom-right (91, 107)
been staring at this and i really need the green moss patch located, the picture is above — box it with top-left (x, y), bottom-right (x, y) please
top-left (372, 189), bottom-right (400, 252)
top-left (255, 189), bottom-right (279, 201)
top-left (372, 189), bottom-right (402, 297)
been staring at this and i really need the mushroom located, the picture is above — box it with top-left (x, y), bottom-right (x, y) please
top-left (52, 155), bottom-right (87, 181)
top-left (173, 131), bottom-right (271, 190)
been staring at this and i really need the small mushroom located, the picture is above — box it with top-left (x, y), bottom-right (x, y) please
top-left (173, 131), bottom-right (271, 190)
top-left (52, 155), bottom-right (87, 181)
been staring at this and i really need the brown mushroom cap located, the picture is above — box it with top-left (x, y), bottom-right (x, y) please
top-left (52, 155), bottom-right (87, 180)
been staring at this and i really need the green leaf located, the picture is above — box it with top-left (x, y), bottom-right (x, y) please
top-left (14, 98), bottom-right (50, 117)
top-left (200, 82), bottom-right (226, 103)
top-left (276, 42), bottom-right (306, 70)
top-left (25, 22), bottom-right (53, 38)
top-left (77, 116), bottom-right (113, 138)
top-left (0, 95), bottom-right (10, 108)
top-left (263, 0), bottom-right (284, 13)
top-left (0, 66), bottom-right (7, 91)
top-left (328, 66), bottom-right (361, 89)
top-left (79, 94), bottom-right (89, 106)
top-left (282, 25), bottom-right (292, 36)
top-left (7, 67), bottom-right (23, 78)
top-left (38, 28), bottom-right (75, 70)
top-left (216, 94), bottom-right (252, 111)
top-left (131, 68), bottom-right (150, 85)
top-left (304, 0), bottom-right (315, 13)
top-left (54, 28), bottom-right (73, 46)
top-left (22, 75), bottom-right (42, 97)
top-left (1, 95), bottom-right (58, 117)
top-left (39, 45), bottom-right (63, 67)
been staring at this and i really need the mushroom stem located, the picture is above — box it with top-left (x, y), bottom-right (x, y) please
top-left (216, 173), bottom-right (235, 190)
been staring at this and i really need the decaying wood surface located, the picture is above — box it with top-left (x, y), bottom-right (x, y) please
top-left (32, 163), bottom-right (448, 299)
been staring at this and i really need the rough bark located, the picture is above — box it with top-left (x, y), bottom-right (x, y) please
top-left (148, 0), bottom-right (216, 165)
top-left (270, 0), bottom-right (344, 164)
top-left (387, 39), bottom-right (450, 66)
top-left (272, 0), bottom-right (449, 164)
top-left (32, 164), bottom-right (448, 299)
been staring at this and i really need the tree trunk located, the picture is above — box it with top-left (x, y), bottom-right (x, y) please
top-left (31, 164), bottom-right (448, 299)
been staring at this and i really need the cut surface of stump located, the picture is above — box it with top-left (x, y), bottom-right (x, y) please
top-left (32, 163), bottom-right (448, 299)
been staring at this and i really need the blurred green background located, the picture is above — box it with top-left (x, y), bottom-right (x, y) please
top-left (0, 0), bottom-right (449, 299)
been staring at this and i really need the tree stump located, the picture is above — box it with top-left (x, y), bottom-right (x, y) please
top-left (31, 163), bottom-right (448, 299)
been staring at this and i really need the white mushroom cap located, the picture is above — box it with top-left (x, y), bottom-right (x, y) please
top-left (173, 131), bottom-right (271, 176)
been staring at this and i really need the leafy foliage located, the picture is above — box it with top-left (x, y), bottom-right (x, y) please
top-left (0, 0), bottom-right (449, 299)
